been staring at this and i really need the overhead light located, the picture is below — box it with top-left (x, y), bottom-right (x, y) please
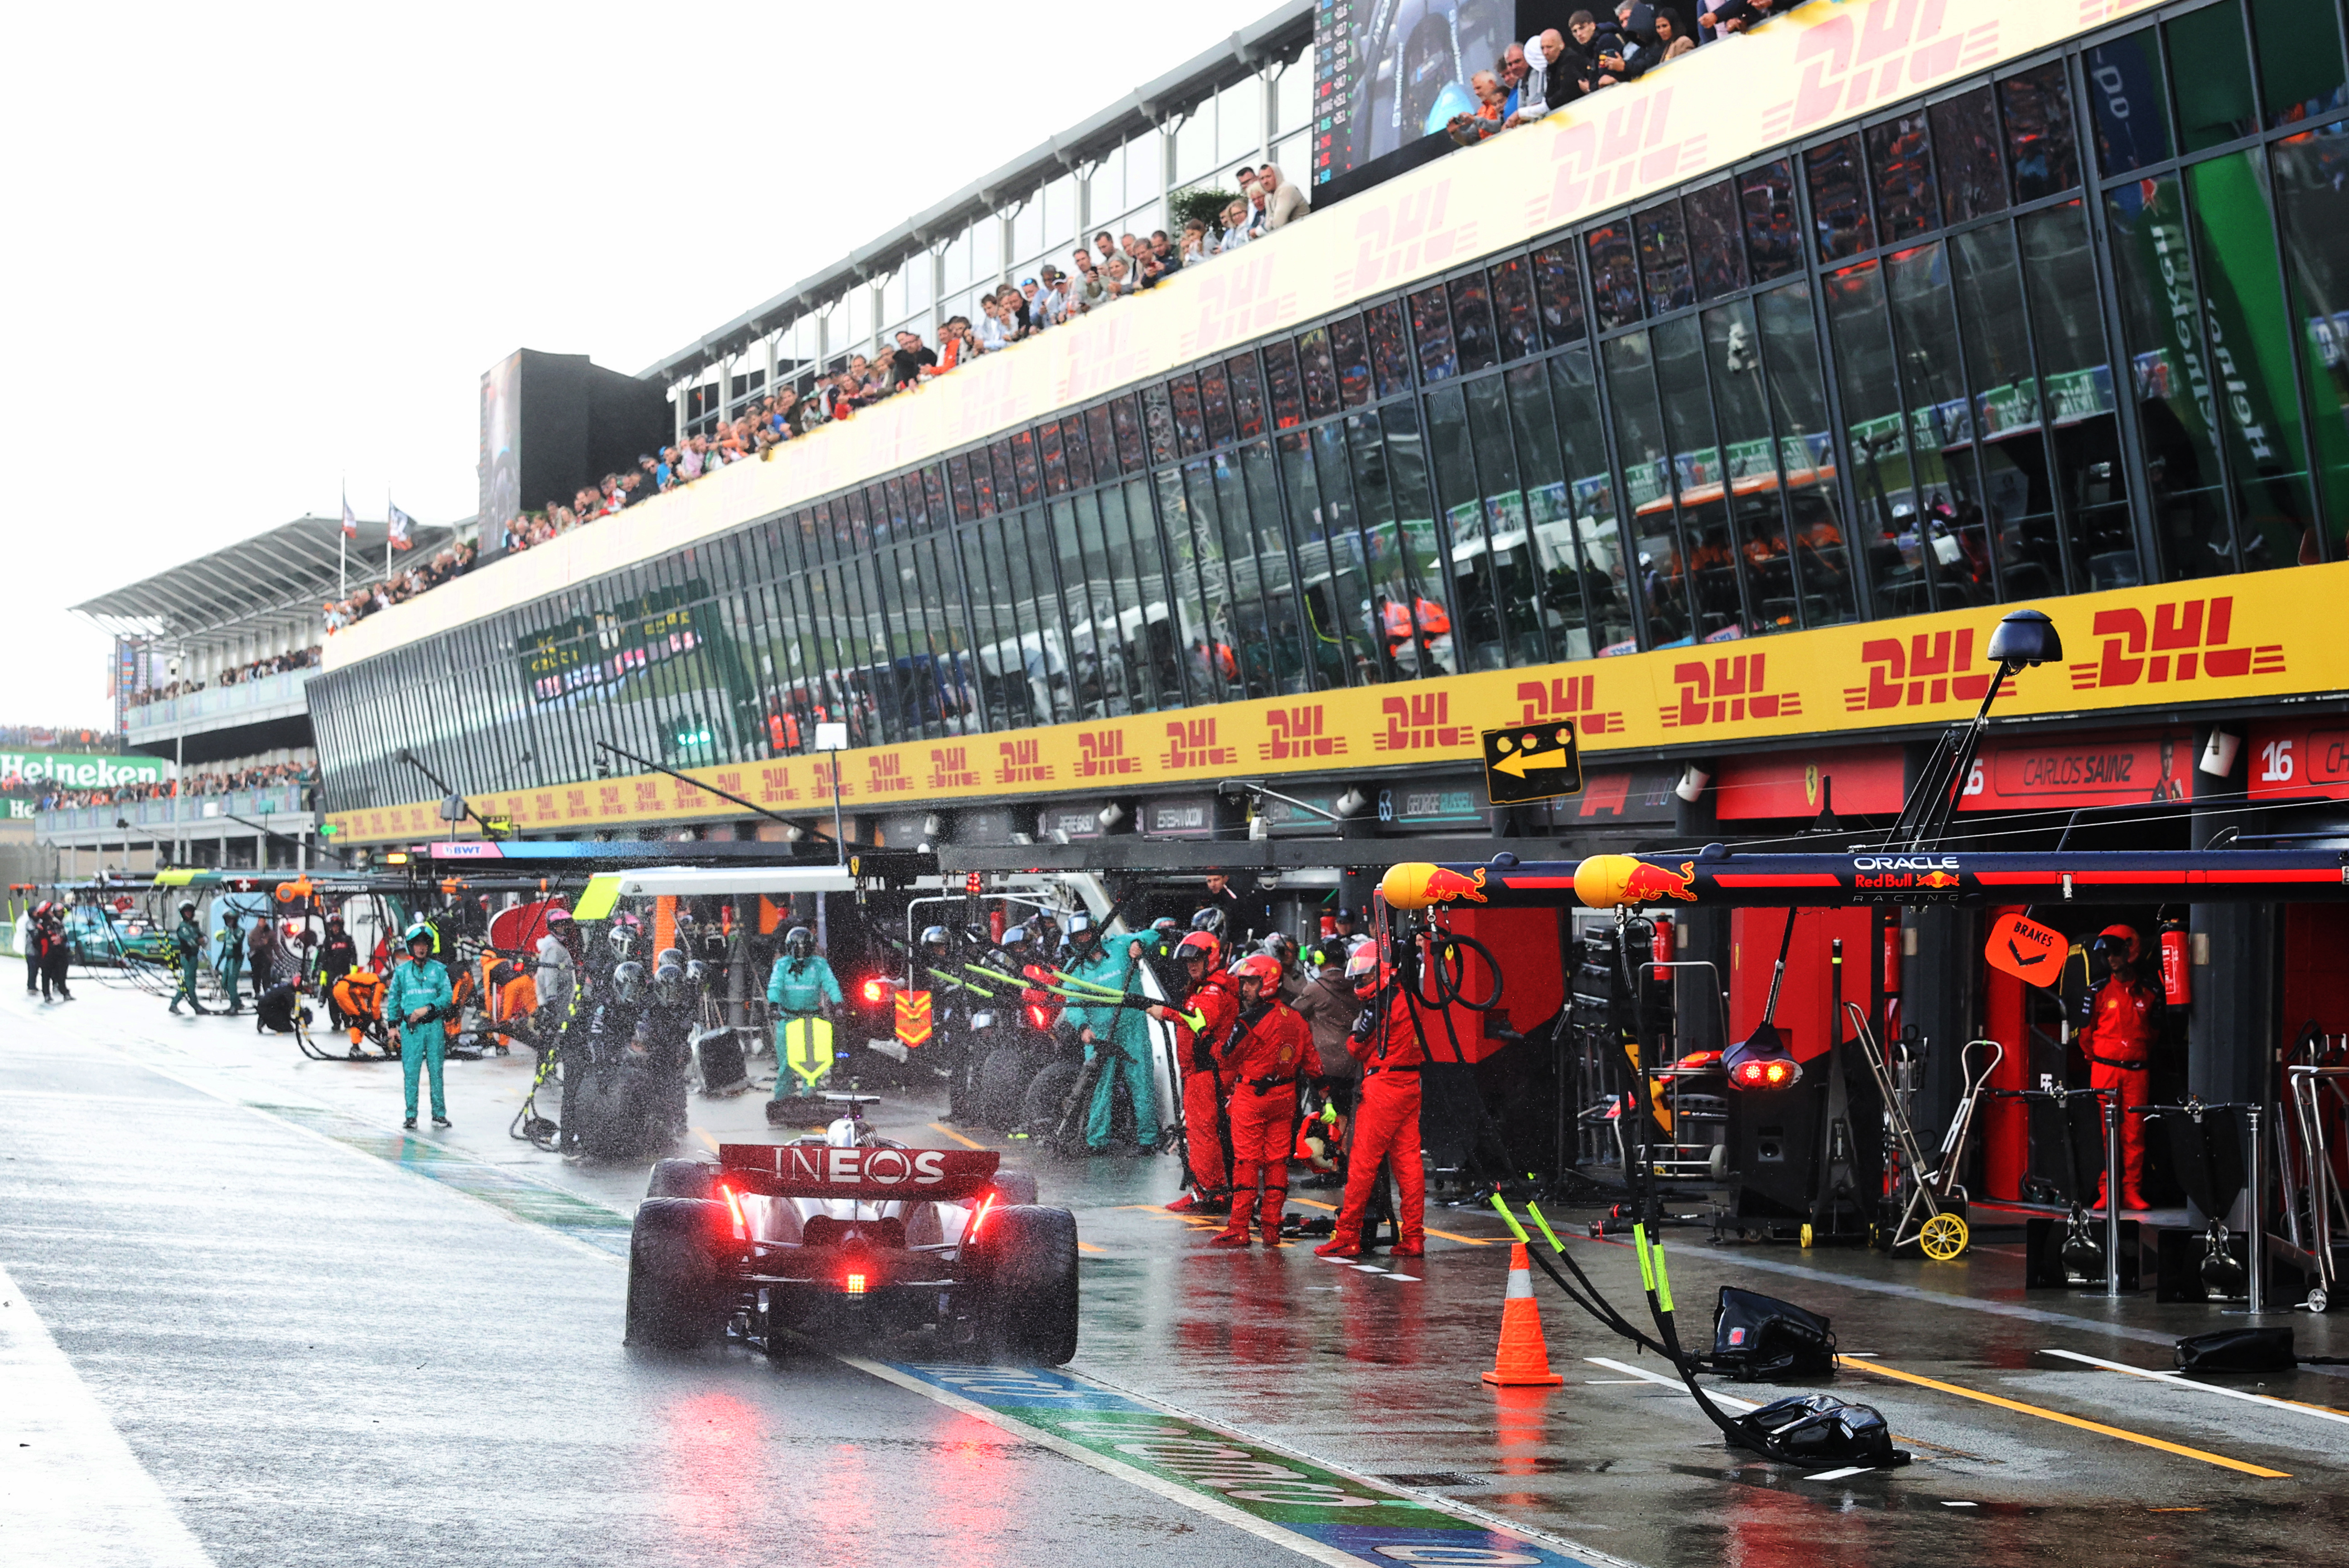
top-left (1097, 802), bottom-right (1127, 831)
top-left (921, 812), bottom-right (944, 837)
top-left (1334, 787), bottom-right (1368, 819)
top-left (1985, 606), bottom-right (2062, 668)
top-left (2199, 729), bottom-right (2241, 778)
top-left (1674, 766), bottom-right (1712, 804)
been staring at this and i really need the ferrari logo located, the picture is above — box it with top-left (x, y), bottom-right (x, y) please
top-left (894, 989), bottom-right (933, 1047)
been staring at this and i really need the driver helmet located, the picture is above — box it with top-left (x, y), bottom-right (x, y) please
top-left (1190, 906), bottom-right (1227, 937)
top-left (485, 957), bottom-right (514, 989)
top-left (1262, 932), bottom-right (1298, 965)
top-left (1176, 930), bottom-right (1221, 968)
top-left (545, 907), bottom-right (572, 926)
top-left (610, 960), bottom-right (647, 1006)
top-left (784, 925), bottom-right (815, 960)
top-left (1345, 945), bottom-right (1385, 995)
top-left (1229, 953), bottom-right (1284, 998)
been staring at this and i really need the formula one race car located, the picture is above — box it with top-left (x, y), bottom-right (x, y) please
top-left (624, 1095), bottom-right (1077, 1363)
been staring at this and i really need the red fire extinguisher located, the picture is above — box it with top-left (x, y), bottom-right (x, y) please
top-left (1883, 921), bottom-right (1903, 994)
top-left (989, 907), bottom-right (1007, 944)
top-left (2161, 921), bottom-right (2191, 1006)
top-left (1650, 917), bottom-right (1674, 982)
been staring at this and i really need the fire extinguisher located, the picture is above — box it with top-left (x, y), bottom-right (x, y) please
top-left (1883, 921), bottom-right (1903, 994)
top-left (989, 907), bottom-right (1007, 944)
top-left (2161, 921), bottom-right (2191, 1006)
top-left (1650, 917), bottom-right (1673, 982)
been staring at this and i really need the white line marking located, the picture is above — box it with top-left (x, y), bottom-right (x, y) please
top-left (1353, 1264), bottom-right (1386, 1273)
top-left (2039, 1347), bottom-right (2349, 1428)
top-left (0, 1260), bottom-right (217, 1567)
top-left (1806, 1466), bottom-right (1871, 1481)
top-left (1584, 1357), bottom-right (1762, 1413)
top-left (1942, 1500), bottom-right (1978, 1507)
top-left (1385, 1273), bottom-right (1421, 1282)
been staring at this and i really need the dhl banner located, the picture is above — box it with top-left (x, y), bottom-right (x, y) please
top-left (325, 564), bottom-right (2349, 843)
top-left (325, 0), bottom-right (2150, 676)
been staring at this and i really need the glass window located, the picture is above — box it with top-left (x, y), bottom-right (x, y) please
top-left (1278, 431), bottom-right (1360, 690)
top-left (1298, 326), bottom-right (1341, 419)
top-left (1823, 259), bottom-right (1933, 617)
top-left (990, 442), bottom-right (1019, 515)
top-left (1807, 135), bottom-right (1876, 262)
top-left (2273, 122), bottom-right (2349, 556)
top-left (1490, 256), bottom-right (1539, 361)
top-left (1020, 509), bottom-right (1078, 722)
top-left (2185, 149), bottom-right (2320, 570)
top-left (1684, 180), bottom-right (1748, 302)
top-left (1038, 419), bottom-right (1070, 495)
top-left (1102, 479), bottom-right (1183, 711)
top-left (2254, 0), bottom-right (2349, 128)
top-left (1448, 272), bottom-right (1499, 372)
top-left (1264, 337), bottom-right (1306, 428)
top-left (1754, 279), bottom-right (1860, 627)
top-left (1741, 159), bottom-right (1804, 282)
top-left (1652, 315), bottom-right (1744, 640)
top-left (1061, 415), bottom-right (1094, 492)
top-left (1228, 352), bottom-right (1268, 439)
top-left (1180, 458), bottom-right (1256, 699)
top-left (1867, 112), bottom-right (1941, 244)
top-left (1365, 300), bottom-right (1414, 397)
top-left (2086, 31), bottom-right (2174, 176)
top-left (1057, 498), bottom-right (1121, 719)
top-left (1949, 224), bottom-right (2062, 600)
top-left (1601, 332), bottom-right (1696, 647)
top-left (1531, 244), bottom-right (1587, 346)
top-left (1112, 393), bottom-right (1147, 470)
top-left (1329, 316), bottom-right (1374, 408)
top-left (1467, 372), bottom-right (1544, 664)
top-left (1410, 286), bottom-right (1458, 380)
top-left (1011, 429), bottom-right (1042, 505)
top-left (1167, 373), bottom-right (1206, 457)
top-left (1197, 358), bottom-right (1236, 449)
top-left (1423, 386), bottom-right (1507, 667)
top-left (1501, 363), bottom-right (1590, 659)
top-left (2001, 62), bottom-right (2080, 203)
top-left (1550, 346), bottom-right (1637, 653)
top-left (921, 466), bottom-right (948, 531)
top-left (2167, 2), bottom-right (2259, 152)
top-left (1635, 200), bottom-right (1695, 315)
top-left (1932, 87), bottom-right (2008, 227)
top-left (1885, 242), bottom-right (1998, 606)
top-left (1142, 383), bottom-right (1180, 465)
top-left (1086, 404), bottom-right (1121, 477)
top-left (1348, 408), bottom-right (1455, 679)
top-left (960, 521), bottom-right (1022, 729)
top-left (1585, 221), bottom-right (1641, 331)
top-left (1701, 298), bottom-right (1797, 635)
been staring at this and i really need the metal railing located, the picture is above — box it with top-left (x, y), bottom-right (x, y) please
top-left (34, 786), bottom-right (315, 837)
top-left (123, 668), bottom-right (312, 734)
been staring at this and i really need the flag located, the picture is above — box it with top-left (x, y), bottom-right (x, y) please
top-left (386, 502), bottom-right (415, 551)
top-left (342, 492), bottom-right (357, 539)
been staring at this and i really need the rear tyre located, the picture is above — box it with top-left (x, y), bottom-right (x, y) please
top-left (991, 1169), bottom-right (1040, 1207)
top-left (647, 1157), bottom-right (719, 1201)
top-left (624, 1197), bottom-right (731, 1349)
top-left (976, 1047), bottom-right (1038, 1130)
top-left (973, 1205), bottom-right (1080, 1365)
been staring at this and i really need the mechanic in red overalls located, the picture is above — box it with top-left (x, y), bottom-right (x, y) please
top-left (1316, 946), bottom-right (1425, 1259)
top-left (1153, 932), bottom-right (1241, 1214)
top-left (1209, 955), bottom-right (1313, 1248)
top-left (2080, 924), bottom-right (2162, 1211)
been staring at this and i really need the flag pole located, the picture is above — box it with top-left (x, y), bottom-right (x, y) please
top-left (338, 483), bottom-right (347, 598)
top-left (385, 486), bottom-right (392, 581)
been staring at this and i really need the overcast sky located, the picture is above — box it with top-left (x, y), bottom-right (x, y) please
top-left (1, 0), bottom-right (1283, 728)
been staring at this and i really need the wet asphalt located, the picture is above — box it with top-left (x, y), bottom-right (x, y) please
top-left (7, 975), bottom-right (2349, 1567)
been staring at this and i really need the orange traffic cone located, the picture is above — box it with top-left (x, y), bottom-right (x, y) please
top-left (1481, 1242), bottom-right (1564, 1387)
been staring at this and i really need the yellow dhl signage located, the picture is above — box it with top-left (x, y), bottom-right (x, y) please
top-left (326, 566), bottom-right (2349, 843)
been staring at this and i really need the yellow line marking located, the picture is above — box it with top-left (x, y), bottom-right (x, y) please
top-left (1291, 1197), bottom-right (1336, 1211)
top-left (1425, 1226), bottom-right (1495, 1247)
top-left (692, 1127), bottom-right (719, 1153)
top-left (1837, 1356), bottom-right (2292, 1479)
top-left (1076, 1241), bottom-right (1107, 1254)
top-left (928, 1121), bottom-right (987, 1150)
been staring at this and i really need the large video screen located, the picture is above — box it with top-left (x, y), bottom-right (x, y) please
top-left (1312, 0), bottom-right (1522, 190)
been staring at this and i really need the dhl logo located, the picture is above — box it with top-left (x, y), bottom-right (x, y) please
top-left (1762, 0), bottom-right (2003, 141)
top-left (996, 738), bottom-right (1054, 785)
top-left (1262, 705), bottom-right (1348, 762)
top-left (1336, 179), bottom-right (1479, 297)
top-left (670, 777), bottom-right (708, 806)
top-left (532, 792), bottom-right (556, 818)
top-left (1843, 628), bottom-right (2000, 712)
top-left (757, 764), bottom-right (801, 804)
top-left (2068, 597), bottom-right (2284, 690)
top-left (564, 788), bottom-right (590, 819)
top-left (1521, 88), bottom-right (1712, 232)
top-left (867, 752), bottom-right (911, 793)
top-left (1162, 718), bottom-right (1236, 772)
top-left (1659, 654), bottom-right (1801, 729)
top-left (1077, 729), bottom-right (1140, 778)
top-left (1061, 310), bottom-right (1155, 405)
top-left (811, 760), bottom-right (853, 801)
top-left (598, 784), bottom-right (624, 814)
top-left (1187, 253), bottom-right (1297, 359)
top-left (1375, 691), bottom-right (1471, 753)
top-left (1516, 674), bottom-right (1622, 736)
top-left (632, 780), bottom-right (662, 809)
top-left (927, 745), bottom-right (980, 790)
top-left (713, 771), bottom-right (744, 798)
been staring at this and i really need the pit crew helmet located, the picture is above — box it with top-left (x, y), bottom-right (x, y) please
top-left (1176, 930), bottom-right (1221, 967)
top-left (1229, 953), bottom-right (1285, 997)
top-left (784, 925), bottom-right (815, 960)
top-left (610, 960), bottom-right (647, 1005)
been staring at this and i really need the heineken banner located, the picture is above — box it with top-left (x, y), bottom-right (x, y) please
top-left (0, 752), bottom-right (172, 790)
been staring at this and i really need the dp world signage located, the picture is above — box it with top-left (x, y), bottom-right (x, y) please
top-left (0, 752), bottom-right (172, 789)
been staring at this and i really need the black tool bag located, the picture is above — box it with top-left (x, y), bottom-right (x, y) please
top-left (2175, 1326), bottom-right (2297, 1373)
top-left (1733, 1393), bottom-right (1909, 1467)
top-left (1708, 1287), bottom-right (1838, 1380)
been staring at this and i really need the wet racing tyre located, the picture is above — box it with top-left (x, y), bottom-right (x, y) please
top-left (991, 1169), bottom-right (1040, 1207)
top-left (974, 1204), bottom-right (1079, 1366)
top-left (976, 1046), bottom-right (1040, 1131)
top-left (646, 1157), bottom-right (718, 1201)
top-left (1020, 1057), bottom-right (1083, 1135)
top-left (624, 1197), bottom-right (731, 1349)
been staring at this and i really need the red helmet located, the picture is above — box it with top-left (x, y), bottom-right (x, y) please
top-left (1344, 945), bottom-right (1385, 994)
top-left (1176, 931), bottom-right (1221, 965)
top-left (1229, 953), bottom-right (1284, 996)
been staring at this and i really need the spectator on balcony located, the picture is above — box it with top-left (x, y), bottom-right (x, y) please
top-left (1616, 1), bottom-right (1659, 48)
top-left (1505, 28), bottom-right (1577, 125)
top-left (1093, 232), bottom-right (1118, 271)
top-left (1149, 230), bottom-right (1182, 275)
top-left (977, 295), bottom-right (1010, 352)
top-left (1699, 0), bottom-right (1775, 37)
top-left (1655, 10), bottom-right (1696, 62)
top-left (1257, 165), bottom-right (1306, 231)
top-left (1215, 199), bottom-right (1253, 254)
top-left (1448, 71), bottom-right (1511, 146)
top-left (1180, 220), bottom-right (1210, 263)
top-left (1077, 264), bottom-right (1112, 312)
top-left (889, 329), bottom-right (937, 388)
top-left (1498, 40), bottom-right (1529, 114)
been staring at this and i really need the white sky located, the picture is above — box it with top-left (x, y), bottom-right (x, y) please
top-left (0, 0), bottom-right (1284, 727)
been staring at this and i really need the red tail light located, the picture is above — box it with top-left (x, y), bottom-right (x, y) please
top-left (717, 1181), bottom-right (748, 1240)
top-left (861, 978), bottom-right (886, 1004)
top-left (966, 1193), bottom-right (997, 1246)
top-left (844, 1272), bottom-right (868, 1295)
top-left (1027, 1004), bottom-right (1052, 1030)
top-left (1731, 1058), bottom-right (1801, 1090)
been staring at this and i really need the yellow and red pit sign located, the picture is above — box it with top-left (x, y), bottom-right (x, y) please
top-left (894, 989), bottom-right (933, 1047)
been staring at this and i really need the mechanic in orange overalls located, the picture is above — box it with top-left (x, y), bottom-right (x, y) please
top-left (1316, 946), bottom-right (1426, 1259)
top-left (333, 967), bottom-right (386, 1050)
top-left (1209, 955), bottom-right (1313, 1249)
top-left (1153, 932), bottom-right (1241, 1214)
top-left (2079, 923), bottom-right (2162, 1211)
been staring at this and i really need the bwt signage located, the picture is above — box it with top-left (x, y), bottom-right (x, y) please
top-left (0, 753), bottom-right (172, 789)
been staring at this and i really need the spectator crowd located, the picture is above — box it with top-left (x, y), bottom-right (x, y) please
top-left (23, 756), bottom-right (318, 813)
top-left (0, 726), bottom-right (119, 750)
top-left (124, 646), bottom-right (324, 711)
top-left (321, 542), bottom-right (477, 632)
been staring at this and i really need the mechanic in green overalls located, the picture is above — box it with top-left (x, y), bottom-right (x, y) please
top-left (168, 901), bottom-right (212, 1016)
top-left (215, 912), bottom-right (246, 1016)
top-left (766, 925), bottom-right (842, 1097)
top-left (1059, 914), bottom-right (1161, 1156)
top-left (386, 923), bottom-right (455, 1130)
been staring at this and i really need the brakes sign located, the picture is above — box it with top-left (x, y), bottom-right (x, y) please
top-left (1985, 912), bottom-right (2066, 987)
top-left (719, 1144), bottom-right (1000, 1198)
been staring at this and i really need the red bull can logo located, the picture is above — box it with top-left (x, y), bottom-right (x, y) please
top-left (1621, 860), bottom-right (1700, 903)
top-left (1420, 867), bottom-right (1489, 904)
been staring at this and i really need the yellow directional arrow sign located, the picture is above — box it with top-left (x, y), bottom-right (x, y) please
top-left (1481, 723), bottom-right (1583, 806)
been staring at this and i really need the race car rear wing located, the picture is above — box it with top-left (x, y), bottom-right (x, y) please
top-left (718, 1143), bottom-right (1000, 1201)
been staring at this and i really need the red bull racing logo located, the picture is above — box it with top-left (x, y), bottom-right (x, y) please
top-left (1420, 867), bottom-right (1489, 904)
top-left (1622, 861), bottom-right (1699, 903)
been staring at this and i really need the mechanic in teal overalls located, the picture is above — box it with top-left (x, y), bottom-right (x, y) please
top-left (168, 901), bottom-right (212, 1016)
top-left (766, 925), bottom-right (842, 1098)
top-left (385, 923), bottom-right (455, 1130)
top-left (1059, 914), bottom-right (1160, 1155)
top-left (215, 912), bottom-right (246, 1016)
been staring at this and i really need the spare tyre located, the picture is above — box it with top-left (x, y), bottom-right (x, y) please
top-left (1020, 1057), bottom-right (1084, 1137)
top-left (624, 1197), bottom-right (731, 1349)
top-left (976, 1046), bottom-right (1039, 1130)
